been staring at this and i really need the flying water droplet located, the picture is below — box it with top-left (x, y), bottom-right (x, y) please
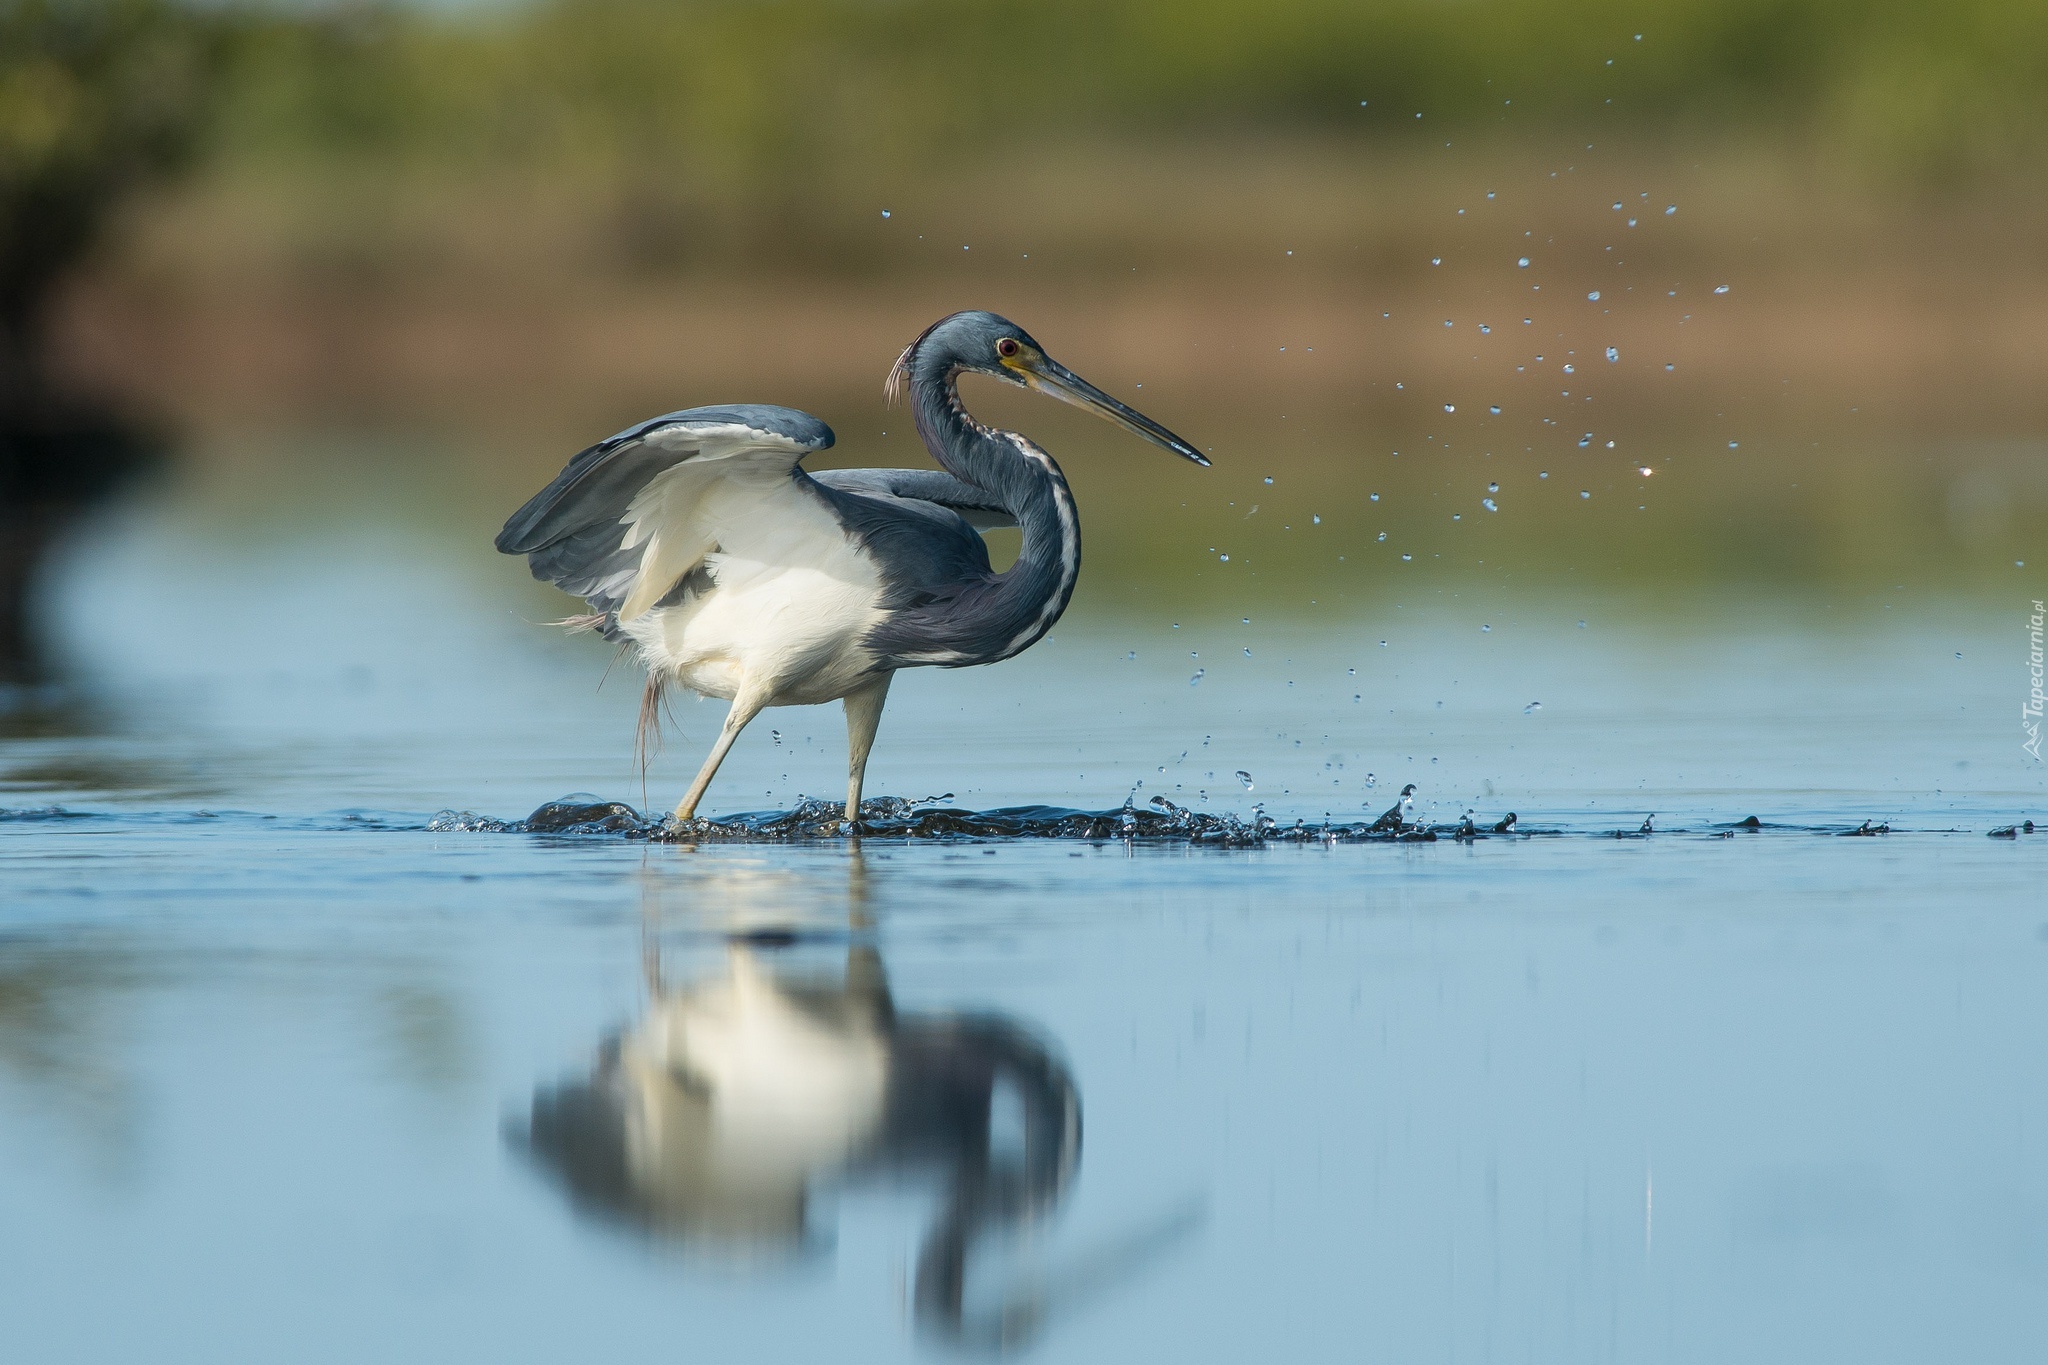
top-left (1480, 324), bottom-right (1492, 334)
top-left (881, 210), bottom-right (891, 218)
top-left (1481, 624), bottom-right (1492, 632)
top-left (1714, 285), bottom-right (1729, 294)
top-left (1524, 701), bottom-right (1542, 713)
top-left (1431, 257), bottom-right (1442, 266)
top-left (1489, 405), bottom-right (1501, 413)
top-left (1370, 492), bottom-right (1380, 502)
top-left (1243, 647), bottom-right (1252, 656)
top-left (1563, 363), bottom-right (1575, 374)
top-left (1665, 362), bottom-right (1675, 371)
top-left (1518, 257), bottom-right (1530, 268)
top-left (771, 730), bottom-right (782, 745)
top-left (1189, 668), bottom-right (1205, 686)
top-left (1401, 553), bottom-right (1412, 561)
top-left (1482, 498), bottom-right (1498, 511)
top-left (1264, 476), bottom-right (1274, 484)
top-left (1377, 532), bottom-right (1387, 541)
top-left (1444, 404), bottom-right (1456, 412)
top-left (1236, 771), bottom-right (1254, 790)
top-left (1587, 291), bottom-right (1600, 301)
top-left (1665, 205), bottom-right (1676, 215)
top-left (1579, 490), bottom-right (1591, 499)
top-left (1578, 433), bottom-right (1592, 447)
top-left (1606, 346), bottom-right (1619, 362)
top-left (1488, 481), bottom-right (1499, 492)
top-left (1364, 772), bottom-right (1378, 787)
top-left (1312, 514), bottom-right (1321, 524)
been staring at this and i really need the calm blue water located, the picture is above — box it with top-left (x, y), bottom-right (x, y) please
top-left (2, 460), bottom-right (2044, 1362)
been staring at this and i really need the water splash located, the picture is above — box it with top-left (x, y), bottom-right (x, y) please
top-left (405, 796), bottom-right (1948, 847)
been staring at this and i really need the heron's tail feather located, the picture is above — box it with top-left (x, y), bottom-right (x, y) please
top-left (552, 612), bottom-right (612, 634)
top-left (635, 672), bottom-right (671, 779)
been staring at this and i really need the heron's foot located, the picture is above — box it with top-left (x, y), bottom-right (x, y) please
top-left (664, 805), bottom-right (716, 838)
top-left (662, 817), bottom-right (726, 845)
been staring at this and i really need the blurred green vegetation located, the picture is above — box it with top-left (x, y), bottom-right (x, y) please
top-left (12, 0), bottom-right (2048, 308)
top-left (13, 0), bottom-right (2048, 301)
top-left (211, 0), bottom-right (2048, 190)
top-left (1, 0), bottom-right (233, 678)
top-left (1, 0), bottom-right (226, 406)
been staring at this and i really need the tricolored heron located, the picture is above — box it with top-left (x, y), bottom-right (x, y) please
top-left (497, 311), bottom-right (1207, 824)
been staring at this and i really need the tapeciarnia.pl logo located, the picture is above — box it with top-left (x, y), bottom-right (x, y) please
top-left (2026, 599), bottom-right (2044, 760)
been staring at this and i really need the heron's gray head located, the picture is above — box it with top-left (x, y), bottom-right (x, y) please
top-left (890, 310), bottom-right (1210, 466)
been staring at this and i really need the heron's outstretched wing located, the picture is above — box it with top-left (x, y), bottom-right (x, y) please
top-left (496, 404), bottom-right (835, 622)
top-left (810, 468), bottom-right (1019, 532)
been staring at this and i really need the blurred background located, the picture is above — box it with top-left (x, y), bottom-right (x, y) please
top-left (2, 0), bottom-right (2044, 812)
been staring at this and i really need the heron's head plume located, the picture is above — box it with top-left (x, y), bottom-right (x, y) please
top-left (888, 311), bottom-right (1209, 466)
top-left (887, 311), bottom-right (1036, 404)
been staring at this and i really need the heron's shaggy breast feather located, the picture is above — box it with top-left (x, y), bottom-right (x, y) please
top-left (618, 472), bottom-right (889, 706)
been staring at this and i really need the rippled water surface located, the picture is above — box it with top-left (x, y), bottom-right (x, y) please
top-left (3, 436), bottom-right (2044, 1362)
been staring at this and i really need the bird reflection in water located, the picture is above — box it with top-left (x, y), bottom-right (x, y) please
top-left (510, 857), bottom-right (1086, 1349)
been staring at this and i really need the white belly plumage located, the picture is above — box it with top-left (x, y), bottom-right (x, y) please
top-left (615, 477), bottom-right (888, 708)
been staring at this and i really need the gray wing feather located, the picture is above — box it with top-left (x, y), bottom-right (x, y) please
top-left (497, 404), bottom-right (834, 616)
top-left (812, 468), bottom-right (1018, 531)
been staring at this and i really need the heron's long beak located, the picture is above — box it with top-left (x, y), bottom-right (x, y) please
top-left (1020, 356), bottom-right (1210, 467)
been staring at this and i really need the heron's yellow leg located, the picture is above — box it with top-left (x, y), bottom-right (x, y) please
top-left (673, 688), bottom-right (768, 822)
top-left (843, 672), bottom-right (894, 825)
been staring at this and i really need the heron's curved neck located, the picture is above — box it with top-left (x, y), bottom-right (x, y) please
top-left (910, 365), bottom-right (1080, 658)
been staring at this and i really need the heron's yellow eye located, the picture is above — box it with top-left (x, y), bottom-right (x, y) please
top-left (996, 338), bottom-right (1020, 359)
